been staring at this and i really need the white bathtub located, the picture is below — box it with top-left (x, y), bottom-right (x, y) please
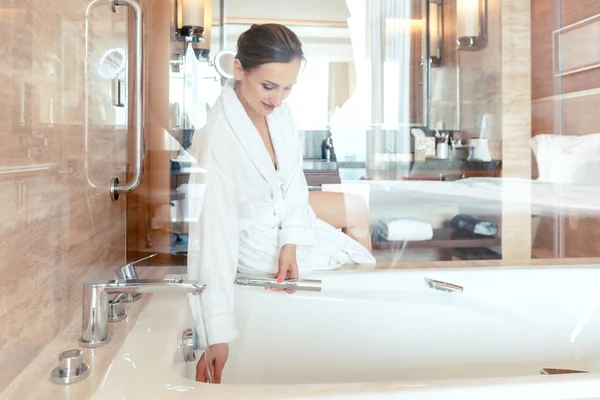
top-left (91, 266), bottom-right (600, 399)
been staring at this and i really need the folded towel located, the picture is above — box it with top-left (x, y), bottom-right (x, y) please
top-left (450, 214), bottom-right (498, 236)
top-left (377, 218), bottom-right (433, 241)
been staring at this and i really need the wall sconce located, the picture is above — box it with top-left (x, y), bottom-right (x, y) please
top-left (429, 0), bottom-right (443, 67)
top-left (174, 0), bottom-right (206, 42)
top-left (199, 0), bottom-right (212, 56)
top-left (456, 0), bottom-right (487, 50)
top-left (192, 0), bottom-right (212, 59)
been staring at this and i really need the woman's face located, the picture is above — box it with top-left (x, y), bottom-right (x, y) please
top-left (233, 57), bottom-right (301, 118)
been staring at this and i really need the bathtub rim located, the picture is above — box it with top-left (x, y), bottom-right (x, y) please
top-left (91, 263), bottom-right (600, 399)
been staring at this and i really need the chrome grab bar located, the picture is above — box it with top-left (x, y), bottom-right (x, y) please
top-left (425, 277), bottom-right (463, 293)
top-left (234, 275), bottom-right (322, 292)
top-left (109, 0), bottom-right (144, 201)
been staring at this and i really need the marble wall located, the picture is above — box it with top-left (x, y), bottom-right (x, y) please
top-left (458, 0), bottom-right (503, 159)
top-left (430, 0), bottom-right (532, 259)
top-left (0, 0), bottom-right (128, 392)
top-left (430, 0), bottom-right (504, 158)
top-left (429, 0), bottom-right (459, 130)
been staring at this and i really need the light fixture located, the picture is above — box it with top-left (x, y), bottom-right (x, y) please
top-left (194, 0), bottom-right (212, 59)
top-left (429, 0), bottom-right (443, 67)
top-left (174, 0), bottom-right (206, 42)
top-left (456, 0), bottom-right (487, 50)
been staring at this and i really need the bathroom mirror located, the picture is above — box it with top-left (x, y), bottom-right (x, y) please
top-left (97, 47), bottom-right (127, 80)
top-left (213, 49), bottom-right (236, 79)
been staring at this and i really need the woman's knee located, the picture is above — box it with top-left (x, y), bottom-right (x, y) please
top-left (308, 191), bottom-right (370, 230)
top-left (308, 191), bottom-right (347, 229)
top-left (342, 193), bottom-right (369, 225)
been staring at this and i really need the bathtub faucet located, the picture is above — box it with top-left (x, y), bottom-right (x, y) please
top-left (79, 278), bottom-right (206, 349)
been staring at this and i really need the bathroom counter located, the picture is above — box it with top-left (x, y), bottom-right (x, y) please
top-left (408, 159), bottom-right (501, 179)
top-left (302, 159), bottom-right (366, 171)
top-left (410, 159), bottom-right (501, 171)
top-left (302, 159), bottom-right (368, 186)
top-left (302, 159), bottom-right (341, 186)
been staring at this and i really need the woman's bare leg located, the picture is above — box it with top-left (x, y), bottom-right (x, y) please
top-left (308, 191), bottom-right (372, 252)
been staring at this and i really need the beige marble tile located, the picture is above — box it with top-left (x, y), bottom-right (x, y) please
top-left (0, 295), bottom-right (151, 400)
top-left (500, 0), bottom-right (532, 259)
top-left (430, 0), bottom-right (459, 129)
top-left (0, 0), bottom-right (127, 393)
top-left (457, 0), bottom-right (503, 159)
top-left (454, 0), bottom-right (533, 259)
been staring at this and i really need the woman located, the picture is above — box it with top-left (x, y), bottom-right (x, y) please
top-left (187, 23), bottom-right (376, 384)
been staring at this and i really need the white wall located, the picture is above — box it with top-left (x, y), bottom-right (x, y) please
top-left (209, 25), bottom-right (354, 62)
top-left (211, 0), bottom-right (350, 21)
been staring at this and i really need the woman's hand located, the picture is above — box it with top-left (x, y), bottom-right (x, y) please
top-left (272, 244), bottom-right (299, 294)
top-left (196, 343), bottom-right (229, 383)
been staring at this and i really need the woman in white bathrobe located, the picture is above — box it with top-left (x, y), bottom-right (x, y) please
top-left (187, 23), bottom-right (376, 383)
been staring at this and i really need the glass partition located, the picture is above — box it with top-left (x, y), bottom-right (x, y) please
top-left (126, 0), bottom-right (600, 267)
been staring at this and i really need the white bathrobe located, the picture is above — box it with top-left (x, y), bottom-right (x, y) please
top-left (187, 79), bottom-right (375, 346)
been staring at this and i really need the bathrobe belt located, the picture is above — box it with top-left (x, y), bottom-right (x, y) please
top-left (237, 200), bottom-right (287, 232)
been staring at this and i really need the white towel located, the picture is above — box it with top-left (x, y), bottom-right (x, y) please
top-left (377, 218), bottom-right (433, 241)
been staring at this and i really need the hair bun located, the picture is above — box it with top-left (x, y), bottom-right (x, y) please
top-left (235, 23), bottom-right (304, 71)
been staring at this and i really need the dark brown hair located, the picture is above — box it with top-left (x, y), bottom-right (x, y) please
top-left (236, 23), bottom-right (304, 70)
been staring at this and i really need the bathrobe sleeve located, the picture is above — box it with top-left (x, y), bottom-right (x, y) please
top-left (278, 106), bottom-right (317, 249)
top-left (187, 157), bottom-right (240, 346)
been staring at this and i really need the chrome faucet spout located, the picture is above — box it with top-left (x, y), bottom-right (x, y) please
top-left (80, 278), bottom-right (205, 348)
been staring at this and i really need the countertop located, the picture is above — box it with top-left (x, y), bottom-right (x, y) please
top-left (171, 159), bottom-right (499, 174)
top-left (303, 158), bottom-right (365, 171)
top-left (301, 158), bottom-right (500, 173)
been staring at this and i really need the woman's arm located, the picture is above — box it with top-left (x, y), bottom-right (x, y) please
top-left (187, 167), bottom-right (239, 346)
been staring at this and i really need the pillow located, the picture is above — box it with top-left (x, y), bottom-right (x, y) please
top-left (531, 133), bottom-right (600, 184)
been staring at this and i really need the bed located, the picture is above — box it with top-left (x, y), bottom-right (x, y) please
top-left (324, 133), bottom-right (600, 260)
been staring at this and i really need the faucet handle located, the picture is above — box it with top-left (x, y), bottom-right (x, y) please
top-left (114, 253), bottom-right (157, 279)
top-left (108, 293), bottom-right (127, 322)
top-left (51, 350), bottom-right (90, 384)
top-left (114, 254), bottom-right (157, 302)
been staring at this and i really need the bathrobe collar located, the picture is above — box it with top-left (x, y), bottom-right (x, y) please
top-left (219, 79), bottom-right (286, 196)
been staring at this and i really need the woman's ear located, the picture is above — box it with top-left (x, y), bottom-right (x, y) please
top-left (233, 59), bottom-right (244, 81)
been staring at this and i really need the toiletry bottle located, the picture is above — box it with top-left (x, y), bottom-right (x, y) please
top-left (321, 133), bottom-right (336, 161)
top-left (436, 135), bottom-right (448, 159)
